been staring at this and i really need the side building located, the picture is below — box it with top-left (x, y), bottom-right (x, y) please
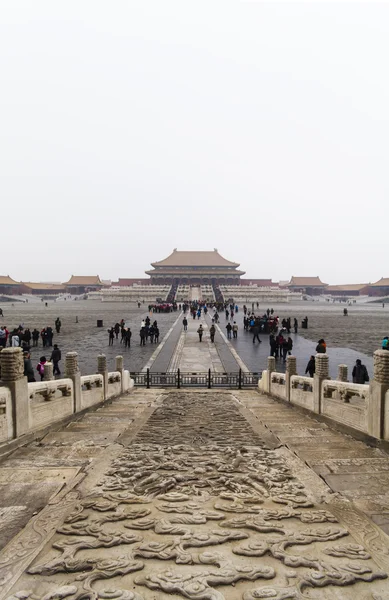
top-left (288, 276), bottom-right (328, 296)
top-left (64, 275), bottom-right (104, 294)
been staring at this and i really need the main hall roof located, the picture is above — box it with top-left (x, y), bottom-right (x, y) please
top-left (151, 249), bottom-right (240, 268)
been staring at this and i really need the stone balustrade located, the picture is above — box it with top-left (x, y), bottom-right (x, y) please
top-left (259, 350), bottom-right (389, 440)
top-left (0, 350), bottom-right (134, 444)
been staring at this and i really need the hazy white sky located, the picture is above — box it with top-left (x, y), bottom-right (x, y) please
top-left (1, 1), bottom-right (388, 284)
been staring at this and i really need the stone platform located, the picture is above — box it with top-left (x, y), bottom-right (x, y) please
top-left (1, 388), bottom-right (389, 600)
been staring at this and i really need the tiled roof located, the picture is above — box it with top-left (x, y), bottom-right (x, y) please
top-left (22, 282), bottom-right (66, 291)
top-left (151, 249), bottom-right (239, 268)
top-left (65, 275), bottom-right (102, 285)
top-left (0, 275), bottom-right (20, 286)
top-left (370, 278), bottom-right (389, 287)
top-left (327, 284), bottom-right (369, 292)
top-left (289, 276), bottom-right (327, 287)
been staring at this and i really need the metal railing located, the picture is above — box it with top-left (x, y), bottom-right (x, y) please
top-left (131, 369), bottom-right (260, 389)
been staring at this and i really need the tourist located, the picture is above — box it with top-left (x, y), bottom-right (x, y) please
top-left (11, 331), bottom-right (20, 347)
top-left (305, 355), bottom-right (315, 377)
top-left (252, 323), bottom-right (261, 344)
top-left (302, 316), bottom-right (308, 329)
top-left (282, 337), bottom-right (289, 361)
top-left (232, 321), bottom-right (238, 338)
top-left (154, 326), bottom-right (159, 343)
top-left (0, 327), bottom-right (6, 348)
top-left (197, 324), bottom-right (203, 342)
top-left (50, 344), bottom-right (62, 376)
top-left (183, 317), bottom-right (188, 331)
top-left (276, 333), bottom-right (283, 358)
top-left (24, 328), bottom-right (31, 347)
top-left (114, 323), bottom-right (120, 340)
top-left (108, 327), bottom-right (114, 346)
top-left (316, 339), bottom-right (326, 353)
top-left (0, 308), bottom-right (3, 317)
top-left (125, 328), bottom-right (132, 348)
top-left (352, 359), bottom-right (369, 384)
top-left (55, 318), bottom-right (61, 333)
top-left (36, 356), bottom-right (47, 381)
top-left (269, 334), bottom-right (277, 357)
top-left (140, 327), bottom-right (146, 346)
top-left (294, 318), bottom-right (298, 334)
top-left (287, 336), bottom-right (293, 356)
top-left (32, 328), bottom-right (40, 347)
top-left (46, 326), bottom-right (53, 347)
top-left (149, 325), bottom-right (155, 343)
top-left (23, 351), bottom-right (35, 382)
top-left (141, 319), bottom-right (145, 328)
top-left (382, 336), bottom-right (389, 350)
top-left (226, 322), bottom-right (232, 339)
top-left (210, 324), bottom-right (216, 343)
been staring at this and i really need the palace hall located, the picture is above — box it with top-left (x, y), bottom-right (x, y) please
top-left (145, 249), bottom-right (245, 285)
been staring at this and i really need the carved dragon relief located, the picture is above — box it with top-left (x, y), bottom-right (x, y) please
top-left (4, 391), bottom-right (388, 599)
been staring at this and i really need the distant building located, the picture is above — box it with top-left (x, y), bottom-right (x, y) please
top-left (20, 282), bottom-right (66, 295)
top-left (64, 275), bottom-right (104, 294)
top-left (326, 284), bottom-right (369, 297)
top-left (0, 275), bottom-right (21, 295)
top-left (288, 276), bottom-right (328, 296)
top-left (368, 278), bottom-right (389, 297)
top-left (240, 279), bottom-right (275, 287)
top-left (145, 249), bottom-right (245, 285)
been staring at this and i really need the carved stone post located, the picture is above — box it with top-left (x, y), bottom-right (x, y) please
top-left (286, 356), bottom-right (297, 402)
top-left (368, 350), bottom-right (389, 439)
top-left (313, 353), bottom-right (329, 414)
top-left (44, 362), bottom-right (54, 381)
top-left (65, 352), bottom-right (81, 413)
top-left (116, 355), bottom-right (124, 393)
top-left (267, 356), bottom-right (276, 394)
top-left (97, 354), bottom-right (108, 400)
top-left (0, 347), bottom-right (29, 437)
top-left (337, 364), bottom-right (348, 382)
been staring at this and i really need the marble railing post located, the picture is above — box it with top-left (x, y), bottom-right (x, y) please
top-left (368, 350), bottom-right (389, 439)
top-left (313, 353), bottom-right (329, 413)
top-left (98, 354), bottom-right (108, 399)
top-left (286, 356), bottom-right (297, 402)
top-left (337, 364), bottom-right (348, 382)
top-left (0, 347), bottom-right (29, 437)
top-left (267, 357), bottom-right (276, 394)
top-left (44, 362), bottom-right (54, 381)
top-left (65, 352), bottom-right (81, 413)
top-left (116, 355), bottom-right (124, 393)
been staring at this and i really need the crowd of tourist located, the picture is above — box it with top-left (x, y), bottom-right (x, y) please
top-left (107, 317), bottom-right (160, 348)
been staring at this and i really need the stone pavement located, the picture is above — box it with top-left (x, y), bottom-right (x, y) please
top-left (1, 388), bottom-right (389, 599)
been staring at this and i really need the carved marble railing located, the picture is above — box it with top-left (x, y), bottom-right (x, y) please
top-left (0, 387), bottom-right (12, 443)
top-left (270, 372), bottom-right (287, 400)
top-left (28, 379), bottom-right (74, 430)
top-left (290, 375), bottom-right (314, 410)
top-left (259, 351), bottom-right (389, 440)
top-left (321, 380), bottom-right (369, 433)
top-left (0, 350), bottom-right (134, 444)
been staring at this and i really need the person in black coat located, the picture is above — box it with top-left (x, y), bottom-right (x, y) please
top-left (305, 355), bottom-right (315, 377)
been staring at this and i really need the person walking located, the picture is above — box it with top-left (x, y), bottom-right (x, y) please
top-left (305, 355), bottom-right (315, 377)
top-left (282, 337), bottom-right (289, 361)
top-left (252, 324), bottom-right (261, 344)
top-left (154, 326), bottom-right (159, 343)
top-left (140, 327), bottom-right (146, 346)
top-left (46, 326), bottom-right (53, 347)
top-left (55, 318), bottom-right (61, 334)
top-left (125, 328), bottom-right (132, 348)
top-left (50, 344), bottom-right (62, 375)
top-left (108, 327), bottom-right (114, 346)
top-left (294, 318), bottom-right (298, 334)
top-left (226, 322), bottom-right (232, 339)
top-left (269, 334), bottom-right (277, 357)
top-left (287, 336), bottom-right (293, 356)
top-left (352, 359), bottom-right (369, 384)
top-left (0, 327), bottom-right (6, 348)
top-left (197, 324), bottom-right (204, 342)
top-left (232, 322), bottom-right (238, 339)
top-left (210, 324), bottom-right (216, 343)
top-left (183, 317), bottom-right (188, 331)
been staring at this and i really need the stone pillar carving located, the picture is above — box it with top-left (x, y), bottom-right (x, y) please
top-left (285, 356), bottom-right (297, 402)
top-left (337, 364), bottom-right (348, 382)
top-left (369, 350), bottom-right (389, 439)
top-left (266, 357), bottom-right (276, 394)
top-left (116, 355), bottom-right (124, 393)
top-left (0, 347), bottom-right (29, 437)
top-left (44, 362), bottom-right (54, 381)
top-left (313, 353), bottom-right (329, 414)
top-left (65, 351), bottom-right (81, 413)
top-left (97, 354), bottom-right (108, 400)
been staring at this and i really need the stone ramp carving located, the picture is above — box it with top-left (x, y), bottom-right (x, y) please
top-left (2, 390), bottom-right (389, 599)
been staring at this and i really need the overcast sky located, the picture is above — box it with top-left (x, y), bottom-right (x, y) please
top-left (1, 1), bottom-right (388, 284)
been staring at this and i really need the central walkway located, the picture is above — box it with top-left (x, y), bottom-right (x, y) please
top-left (1, 389), bottom-right (389, 599)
